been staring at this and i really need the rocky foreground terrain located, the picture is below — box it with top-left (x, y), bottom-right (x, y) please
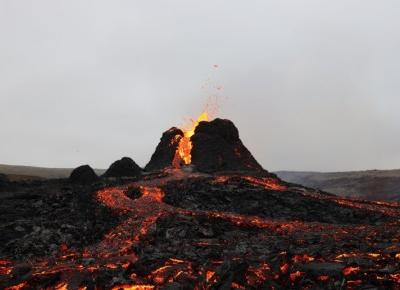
top-left (0, 119), bottom-right (399, 289)
top-left (0, 169), bottom-right (399, 289)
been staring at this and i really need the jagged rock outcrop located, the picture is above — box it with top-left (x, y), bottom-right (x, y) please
top-left (191, 118), bottom-right (263, 172)
top-left (69, 165), bottom-right (99, 184)
top-left (104, 157), bottom-right (142, 178)
top-left (145, 127), bottom-right (183, 171)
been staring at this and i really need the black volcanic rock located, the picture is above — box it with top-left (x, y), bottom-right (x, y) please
top-left (69, 165), bottom-right (98, 184)
top-left (191, 118), bottom-right (263, 172)
top-left (0, 179), bottom-right (122, 261)
top-left (0, 173), bottom-right (8, 187)
top-left (1, 169), bottom-right (399, 289)
top-left (162, 176), bottom-right (388, 225)
top-left (145, 127), bottom-right (183, 171)
top-left (104, 157), bottom-right (142, 178)
top-left (0, 173), bottom-right (7, 181)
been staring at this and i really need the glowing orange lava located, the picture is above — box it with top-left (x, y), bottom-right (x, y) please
top-left (174, 111), bottom-right (209, 166)
top-left (110, 285), bottom-right (155, 290)
top-left (343, 266), bottom-right (361, 276)
top-left (2, 168), bottom-right (400, 289)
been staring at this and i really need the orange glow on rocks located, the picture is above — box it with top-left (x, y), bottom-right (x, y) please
top-left (343, 266), bottom-right (361, 276)
top-left (5, 282), bottom-right (28, 290)
top-left (318, 275), bottom-right (330, 281)
top-left (0, 260), bottom-right (12, 275)
top-left (206, 270), bottom-right (215, 282)
top-left (2, 156), bottom-right (400, 289)
top-left (280, 263), bottom-right (289, 273)
top-left (110, 285), bottom-right (155, 290)
top-left (174, 111), bottom-right (209, 166)
top-left (290, 271), bottom-right (304, 282)
top-left (242, 176), bottom-right (287, 191)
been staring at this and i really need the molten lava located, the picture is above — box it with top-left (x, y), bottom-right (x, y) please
top-left (174, 111), bottom-right (209, 166)
top-left (1, 169), bottom-right (400, 289)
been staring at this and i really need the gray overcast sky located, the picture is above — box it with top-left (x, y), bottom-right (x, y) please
top-left (1, 0), bottom-right (400, 171)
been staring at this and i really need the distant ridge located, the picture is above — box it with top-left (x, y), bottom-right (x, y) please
top-left (275, 169), bottom-right (400, 202)
top-left (0, 164), bottom-right (105, 180)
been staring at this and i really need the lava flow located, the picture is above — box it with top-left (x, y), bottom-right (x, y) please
top-left (1, 117), bottom-right (399, 289)
top-left (1, 169), bottom-right (399, 289)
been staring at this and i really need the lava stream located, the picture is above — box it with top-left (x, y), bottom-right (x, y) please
top-left (2, 170), bottom-right (399, 289)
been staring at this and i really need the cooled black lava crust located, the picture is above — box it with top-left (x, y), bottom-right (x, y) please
top-left (0, 180), bottom-right (123, 260)
top-left (161, 176), bottom-right (389, 225)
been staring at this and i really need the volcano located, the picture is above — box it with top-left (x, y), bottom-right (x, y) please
top-left (146, 117), bottom-right (263, 173)
top-left (0, 117), bottom-right (399, 289)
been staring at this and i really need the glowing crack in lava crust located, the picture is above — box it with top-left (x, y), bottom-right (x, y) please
top-left (174, 111), bottom-right (209, 166)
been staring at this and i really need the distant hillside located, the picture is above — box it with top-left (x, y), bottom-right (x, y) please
top-left (0, 164), bottom-right (105, 180)
top-left (275, 170), bottom-right (400, 201)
